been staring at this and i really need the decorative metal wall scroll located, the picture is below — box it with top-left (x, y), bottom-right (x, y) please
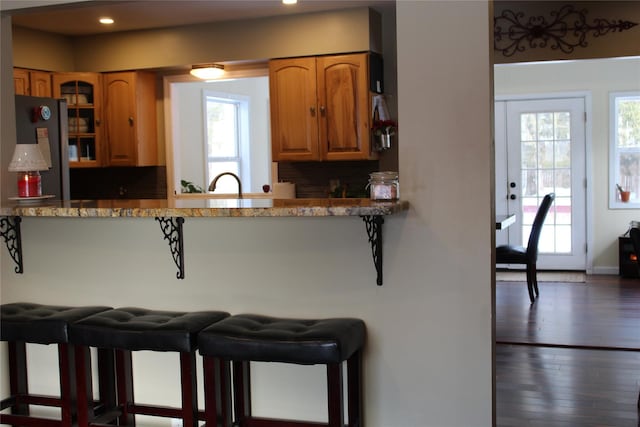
top-left (156, 217), bottom-right (185, 279)
top-left (1, 216), bottom-right (23, 274)
top-left (362, 215), bottom-right (384, 286)
top-left (494, 4), bottom-right (638, 57)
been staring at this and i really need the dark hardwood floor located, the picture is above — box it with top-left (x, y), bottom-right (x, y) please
top-left (496, 274), bottom-right (640, 427)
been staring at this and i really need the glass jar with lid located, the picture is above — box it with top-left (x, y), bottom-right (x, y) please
top-left (368, 171), bottom-right (399, 201)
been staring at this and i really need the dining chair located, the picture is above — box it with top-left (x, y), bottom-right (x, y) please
top-left (496, 193), bottom-right (555, 303)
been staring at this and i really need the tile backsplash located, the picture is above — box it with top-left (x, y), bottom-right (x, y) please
top-left (70, 166), bottom-right (167, 199)
top-left (277, 161), bottom-right (379, 198)
top-left (69, 162), bottom-right (385, 200)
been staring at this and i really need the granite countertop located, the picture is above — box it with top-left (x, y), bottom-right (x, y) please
top-left (0, 198), bottom-right (409, 218)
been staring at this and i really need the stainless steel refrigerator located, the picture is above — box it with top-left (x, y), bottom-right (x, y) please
top-left (15, 95), bottom-right (70, 200)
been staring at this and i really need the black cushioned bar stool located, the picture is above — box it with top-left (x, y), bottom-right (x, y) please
top-left (0, 302), bottom-right (112, 427)
top-left (68, 307), bottom-right (229, 427)
top-left (197, 314), bottom-right (366, 427)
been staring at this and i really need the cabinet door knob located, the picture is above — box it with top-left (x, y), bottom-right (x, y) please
top-left (310, 107), bottom-right (316, 116)
top-left (128, 117), bottom-right (134, 125)
top-left (320, 106), bottom-right (326, 116)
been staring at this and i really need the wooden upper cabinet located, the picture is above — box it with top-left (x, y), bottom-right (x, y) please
top-left (31, 71), bottom-right (53, 97)
top-left (317, 54), bottom-right (371, 161)
top-left (53, 72), bottom-right (103, 168)
top-left (270, 53), bottom-right (376, 162)
top-left (14, 68), bottom-right (29, 95)
top-left (103, 71), bottom-right (158, 167)
top-left (269, 57), bottom-right (319, 161)
top-left (14, 68), bottom-right (53, 97)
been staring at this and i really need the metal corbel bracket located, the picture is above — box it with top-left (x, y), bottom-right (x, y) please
top-left (1, 216), bottom-right (23, 274)
top-left (361, 215), bottom-right (384, 286)
top-left (155, 217), bottom-right (185, 279)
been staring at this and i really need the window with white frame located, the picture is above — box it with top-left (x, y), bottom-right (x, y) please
top-left (610, 91), bottom-right (640, 208)
top-left (204, 91), bottom-right (250, 194)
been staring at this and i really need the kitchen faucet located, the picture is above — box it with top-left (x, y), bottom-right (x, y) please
top-left (208, 172), bottom-right (243, 198)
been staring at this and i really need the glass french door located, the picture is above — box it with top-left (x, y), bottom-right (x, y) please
top-left (496, 97), bottom-right (587, 270)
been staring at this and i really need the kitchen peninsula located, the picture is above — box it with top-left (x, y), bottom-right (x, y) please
top-left (0, 198), bottom-right (408, 218)
top-left (0, 197), bottom-right (408, 285)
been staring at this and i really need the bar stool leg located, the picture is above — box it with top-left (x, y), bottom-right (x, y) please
top-left (203, 356), bottom-right (232, 427)
top-left (232, 360), bottom-right (251, 426)
top-left (97, 348), bottom-right (117, 414)
top-left (7, 341), bottom-right (29, 417)
top-left (347, 351), bottom-right (363, 427)
top-left (179, 352), bottom-right (198, 427)
top-left (115, 349), bottom-right (135, 426)
top-left (58, 343), bottom-right (76, 427)
top-left (74, 345), bottom-right (93, 427)
top-left (327, 362), bottom-right (344, 427)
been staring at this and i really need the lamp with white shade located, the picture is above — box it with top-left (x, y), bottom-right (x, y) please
top-left (8, 144), bottom-right (49, 197)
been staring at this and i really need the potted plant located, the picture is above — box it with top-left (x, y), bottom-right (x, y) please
top-left (617, 183), bottom-right (631, 202)
top-left (181, 179), bottom-right (204, 193)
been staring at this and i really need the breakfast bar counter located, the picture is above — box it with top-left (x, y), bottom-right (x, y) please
top-left (0, 198), bottom-right (408, 218)
top-left (1, 198), bottom-right (409, 285)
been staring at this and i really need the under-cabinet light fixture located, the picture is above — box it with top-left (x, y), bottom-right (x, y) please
top-left (99, 17), bottom-right (114, 25)
top-left (190, 64), bottom-right (225, 79)
top-left (283, 0), bottom-right (297, 4)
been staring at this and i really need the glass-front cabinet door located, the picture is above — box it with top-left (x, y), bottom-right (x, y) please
top-left (52, 72), bottom-right (102, 167)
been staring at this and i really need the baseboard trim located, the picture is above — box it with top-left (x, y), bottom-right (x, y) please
top-left (591, 266), bottom-right (619, 275)
top-left (497, 267), bottom-right (620, 276)
top-left (496, 340), bottom-right (640, 352)
top-left (496, 271), bottom-right (586, 282)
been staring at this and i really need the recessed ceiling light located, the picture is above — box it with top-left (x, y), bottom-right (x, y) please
top-left (99, 17), bottom-right (114, 25)
top-left (282, 0), bottom-right (297, 4)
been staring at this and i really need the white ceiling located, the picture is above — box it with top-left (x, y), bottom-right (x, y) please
top-left (4, 0), bottom-right (393, 36)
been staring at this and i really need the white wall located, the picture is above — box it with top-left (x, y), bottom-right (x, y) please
top-left (396, 1), bottom-right (493, 424)
top-left (495, 57), bottom-right (640, 273)
top-left (73, 8), bottom-right (380, 72)
top-left (172, 76), bottom-right (271, 194)
top-left (0, 2), bottom-right (494, 426)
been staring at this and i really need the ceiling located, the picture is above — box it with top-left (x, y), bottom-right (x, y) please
top-left (4, 0), bottom-right (393, 37)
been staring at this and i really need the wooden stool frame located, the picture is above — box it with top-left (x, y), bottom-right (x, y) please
top-left (74, 347), bottom-right (205, 427)
top-left (0, 341), bottom-right (76, 427)
top-left (202, 349), bottom-right (363, 427)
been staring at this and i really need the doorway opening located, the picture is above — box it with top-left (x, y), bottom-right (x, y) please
top-left (495, 96), bottom-right (588, 271)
